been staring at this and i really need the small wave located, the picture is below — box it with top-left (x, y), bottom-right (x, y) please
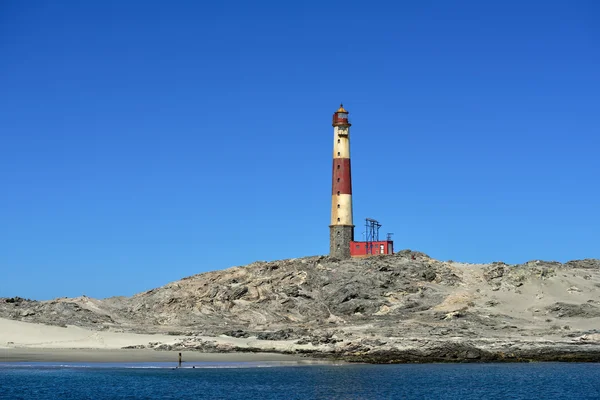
top-left (0, 361), bottom-right (333, 370)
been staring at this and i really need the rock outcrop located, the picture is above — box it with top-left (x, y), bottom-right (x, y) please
top-left (2, 251), bottom-right (600, 363)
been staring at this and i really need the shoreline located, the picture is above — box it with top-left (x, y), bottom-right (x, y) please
top-left (0, 348), bottom-right (319, 364)
top-left (4, 345), bottom-right (600, 365)
top-left (2, 318), bottom-right (600, 364)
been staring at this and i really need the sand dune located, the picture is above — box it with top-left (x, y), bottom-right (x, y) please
top-left (0, 318), bottom-right (185, 349)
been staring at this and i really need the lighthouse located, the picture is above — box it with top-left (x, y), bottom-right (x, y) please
top-left (329, 104), bottom-right (354, 258)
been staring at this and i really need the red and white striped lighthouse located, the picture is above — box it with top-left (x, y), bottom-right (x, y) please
top-left (330, 104), bottom-right (354, 258)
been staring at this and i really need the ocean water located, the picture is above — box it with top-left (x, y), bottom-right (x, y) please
top-left (1, 362), bottom-right (599, 399)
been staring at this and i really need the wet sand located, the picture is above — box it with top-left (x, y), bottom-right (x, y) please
top-left (0, 348), bottom-right (310, 363)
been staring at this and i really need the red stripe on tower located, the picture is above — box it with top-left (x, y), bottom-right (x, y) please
top-left (332, 158), bottom-right (352, 195)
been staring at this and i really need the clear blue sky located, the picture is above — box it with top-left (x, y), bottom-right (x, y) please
top-left (1, 1), bottom-right (598, 300)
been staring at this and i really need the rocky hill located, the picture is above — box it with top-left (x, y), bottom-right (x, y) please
top-left (3, 250), bottom-right (600, 362)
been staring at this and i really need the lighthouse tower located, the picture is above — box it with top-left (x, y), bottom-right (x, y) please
top-left (330, 104), bottom-right (354, 259)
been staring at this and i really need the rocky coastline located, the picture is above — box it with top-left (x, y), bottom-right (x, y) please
top-left (2, 250), bottom-right (600, 363)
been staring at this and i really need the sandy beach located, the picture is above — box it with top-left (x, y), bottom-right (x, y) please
top-left (0, 318), bottom-right (310, 363)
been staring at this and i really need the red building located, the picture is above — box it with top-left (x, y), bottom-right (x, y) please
top-left (348, 218), bottom-right (394, 257)
top-left (350, 240), bottom-right (394, 257)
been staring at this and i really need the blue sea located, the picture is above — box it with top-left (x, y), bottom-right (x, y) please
top-left (1, 362), bottom-right (599, 399)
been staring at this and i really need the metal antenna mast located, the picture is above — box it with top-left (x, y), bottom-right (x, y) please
top-left (365, 218), bottom-right (382, 255)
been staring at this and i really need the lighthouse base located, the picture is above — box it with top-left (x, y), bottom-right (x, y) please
top-left (329, 225), bottom-right (354, 259)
